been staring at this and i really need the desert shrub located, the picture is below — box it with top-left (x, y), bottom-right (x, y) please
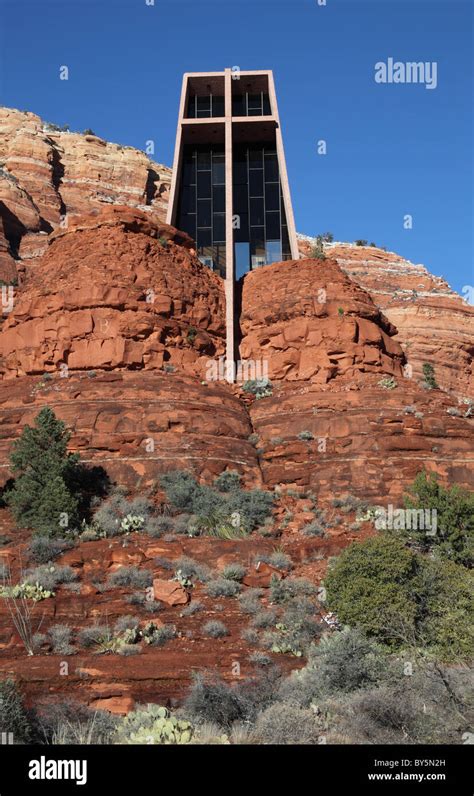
top-left (205, 578), bottom-right (242, 598)
top-left (378, 376), bottom-right (397, 390)
top-left (118, 644), bottom-right (141, 656)
top-left (214, 470), bottom-right (241, 493)
top-left (48, 624), bottom-right (75, 655)
top-left (238, 589), bottom-right (264, 615)
top-left (126, 592), bottom-right (163, 613)
top-left (36, 701), bottom-right (118, 744)
top-left (183, 674), bottom-right (249, 729)
top-left (221, 563), bottom-right (246, 582)
top-left (422, 362), bottom-right (438, 390)
top-left (0, 679), bottom-right (32, 742)
top-left (228, 489), bottom-right (274, 532)
top-left (94, 495), bottom-right (151, 537)
top-left (310, 236), bottom-right (326, 260)
top-left (241, 627), bottom-right (259, 644)
top-left (202, 620), bottom-right (229, 638)
top-left (145, 516), bottom-right (173, 537)
top-left (251, 609), bottom-right (278, 630)
top-left (25, 564), bottom-right (77, 591)
top-left (77, 625), bottom-right (114, 650)
top-left (107, 566), bottom-right (152, 589)
top-left (403, 470), bottom-right (474, 567)
top-left (298, 430), bottom-right (314, 441)
top-left (269, 577), bottom-right (317, 605)
top-left (160, 471), bottom-right (198, 511)
top-left (28, 536), bottom-right (73, 564)
top-left (249, 652), bottom-right (272, 667)
top-left (280, 628), bottom-right (389, 707)
top-left (5, 407), bottom-right (80, 536)
top-left (113, 615), bottom-right (140, 634)
top-left (254, 703), bottom-right (321, 744)
top-left (181, 601), bottom-right (204, 616)
top-left (241, 378), bottom-right (273, 400)
top-left (264, 605), bottom-right (321, 657)
top-left (174, 557), bottom-right (211, 583)
top-left (259, 550), bottom-right (293, 571)
top-left (302, 520), bottom-right (326, 537)
top-left (147, 624), bottom-right (176, 647)
top-left (355, 239), bottom-right (368, 246)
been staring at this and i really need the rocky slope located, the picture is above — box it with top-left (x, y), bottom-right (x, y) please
top-left (0, 107), bottom-right (171, 281)
top-left (299, 238), bottom-right (474, 399)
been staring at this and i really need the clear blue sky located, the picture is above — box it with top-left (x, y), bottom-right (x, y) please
top-left (0, 0), bottom-right (472, 294)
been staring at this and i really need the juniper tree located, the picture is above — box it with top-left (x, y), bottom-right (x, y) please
top-left (6, 407), bottom-right (79, 536)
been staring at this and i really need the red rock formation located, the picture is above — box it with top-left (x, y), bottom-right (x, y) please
top-left (299, 240), bottom-right (474, 398)
top-left (0, 107), bottom-right (172, 278)
top-left (0, 207), bottom-right (224, 380)
top-left (240, 258), bottom-right (474, 502)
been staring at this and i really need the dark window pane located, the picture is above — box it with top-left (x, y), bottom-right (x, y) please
top-left (249, 169), bottom-right (264, 197)
top-left (213, 185), bottom-right (225, 212)
top-left (248, 93), bottom-right (262, 110)
top-left (180, 185), bottom-right (196, 214)
top-left (250, 198), bottom-right (264, 226)
top-left (234, 213), bottom-right (249, 241)
top-left (213, 213), bottom-right (225, 242)
top-left (233, 157), bottom-right (247, 185)
top-left (197, 228), bottom-right (212, 247)
top-left (196, 96), bottom-right (211, 117)
top-left (178, 213), bottom-right (196, 239)
top-left (263, 94), bottom-right (271, 115)
top-left (187, 96), bottom-right (196, 118)
top-left (266, 211), bottom-right (281, 240)
top-left (232, 94), bottom-right (245, 116)
top-left (265, 182), bottom-right (279, 211)
top-left (182, 157), bottom-right (196, 186)
top-left (197, 200), bottom-right (212, 228)
top-left (212, 160), bottom-right (225, 185)
top-left (197, 171), bottom-right (211, 199)
top-left (264, 153), bottom-right (279, 182)
top-left (212, 96), bottom-right (225, 117)
top-left (233, 183), bottom-right (248, 213)
top-left (197, 150), bottom-right (211, 170)
top-left (248, 146), bottom-right (263, 167)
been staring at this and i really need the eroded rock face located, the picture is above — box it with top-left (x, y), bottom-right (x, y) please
top-left (240, 258), bottom-right (474, 502)
top-left (0, 107), bottom-right (172, 279)
top-left (299, 240), bottom-right (474, 398)
top-left (240, 258), bottom-right (405, 384)
top-left (0, 207), bottom-right (225, 380)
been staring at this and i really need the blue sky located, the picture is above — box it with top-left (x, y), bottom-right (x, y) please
top-left (0, 0), bottom-right (472, 294)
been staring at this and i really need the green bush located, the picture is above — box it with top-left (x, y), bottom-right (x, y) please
top-left (403, 471), bottom-right (473, 567)
top-left (214, 470), bottom-right (241, 492)
top-left (28, 536), bottom-right (73, 564)
top-left (5, 408), bottom-right (80, 536)
top-left (254, 703), bottom-right (321, 744)
top-left (160, 471), bottom-right (274, 535)
top-left (183, 675), bottom-right (249, 729)
top-left (221, 563), bottom-right (246, 582)
top-left (422, 363), bottom-right (438, 390)
top-left (48, 624), bottom-right (74, 655)
top-left (241, 378), bottom-right (273, 400)
top-left (325, 534), bottom-right (473, 659)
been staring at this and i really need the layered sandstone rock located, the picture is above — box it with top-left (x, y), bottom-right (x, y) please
top-left (0, 207), bottom-right (225, 379)
top-left (240, 258), bottom-right (474, 502)
top-left (299, 239), bottom-right (474, 398)
top-left (0, 107), bottom-right (172, 278)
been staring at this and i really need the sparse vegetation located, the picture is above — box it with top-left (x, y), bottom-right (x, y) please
top-left (202, 620), bottom-right (229, 638)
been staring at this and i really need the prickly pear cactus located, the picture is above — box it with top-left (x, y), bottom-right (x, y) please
top-left (116, 705), bottom-right (195, 745)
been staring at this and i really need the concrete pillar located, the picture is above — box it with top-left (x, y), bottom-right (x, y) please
top-left (224, 67), bottom-right (235, 380)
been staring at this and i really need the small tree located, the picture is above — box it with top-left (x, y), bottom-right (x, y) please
top-left (310, 236), bottom-right (326, 260)
top-left (403, 471), bottom-right (473, 567)
top-left (5, 407), bottom-right (79, 536)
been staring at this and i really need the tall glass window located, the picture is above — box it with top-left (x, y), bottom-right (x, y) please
top-left (177, 145), bottom-right (226, 277)
top-left (231, 92), bottom-right (271, 117)
top-left (233, 143), bottom-right (290, 277)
